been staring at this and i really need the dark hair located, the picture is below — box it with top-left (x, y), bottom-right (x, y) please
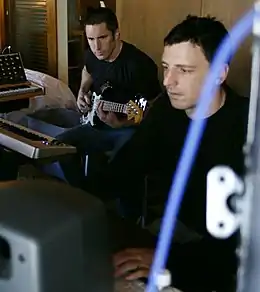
top-left (164, 15), bottom-right (230, 64)
top-left (84, 7), bottom-right (118, 35)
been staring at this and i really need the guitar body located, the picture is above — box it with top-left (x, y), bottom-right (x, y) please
top-left (86, 92), bottom-right (102, 126)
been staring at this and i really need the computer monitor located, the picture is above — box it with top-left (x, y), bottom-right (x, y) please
top-left (0, 180), bottom-right (113, 292)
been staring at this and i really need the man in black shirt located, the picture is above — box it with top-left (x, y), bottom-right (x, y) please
top-left (85, 16), bottom-right (249, 291)
top-left (53, 7), bottom-right (161, 186)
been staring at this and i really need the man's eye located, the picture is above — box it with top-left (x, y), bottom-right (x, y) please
top-left (180, 68), bottom-right (187, 73)
top-left (179, 68), bottom-right (193, 74)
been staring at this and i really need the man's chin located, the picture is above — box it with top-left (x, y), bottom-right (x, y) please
top-left (169, 98), bottom-right (187, 110)
top-left (95, 54), bottom-right (106, 60)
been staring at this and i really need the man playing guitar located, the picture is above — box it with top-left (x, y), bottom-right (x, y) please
top-left (55, 7), bottom-right (161, 187)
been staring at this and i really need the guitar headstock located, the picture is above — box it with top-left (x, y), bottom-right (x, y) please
top-left (126, 95), bottom-right (148, 124)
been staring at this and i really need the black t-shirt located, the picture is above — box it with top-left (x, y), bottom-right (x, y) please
top-left (85, 87), bottom-right (249, 290)
top-left (87, 88), bottom-right (248, 232)
top-left (84, 41), bottom-right (161, 104)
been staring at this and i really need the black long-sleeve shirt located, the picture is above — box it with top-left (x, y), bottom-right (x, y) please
top-left (85, 87), bottom-right (249, 291)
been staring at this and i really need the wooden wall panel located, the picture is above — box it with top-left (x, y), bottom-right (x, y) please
top-left (0, 0), bottom-right (6, 50)
top-left (77, 0), bottom-right (116, 23)
top-left (116, 0), bottom-right (201, 74)
top-left (198, 0), bottom-right (253, 96)
top-left (47, 0), bottom-right (58, 77)
top-left (117, 0), bottom-right (254, 96)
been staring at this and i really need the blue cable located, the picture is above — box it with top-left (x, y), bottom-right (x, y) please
top-left (146, 8), bottom-right (256, 292)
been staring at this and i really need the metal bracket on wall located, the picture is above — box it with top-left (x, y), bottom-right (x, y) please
top-left (206, 166), bottom-right (244, 239)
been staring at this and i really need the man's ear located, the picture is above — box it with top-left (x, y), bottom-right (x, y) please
top-left (219, 64), bottom-right (229, 85)
top-left (114, 29), bottom-right (120, 40)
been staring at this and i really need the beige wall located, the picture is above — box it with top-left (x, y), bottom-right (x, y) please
top-left (57, 0), bottom-right (68, 84)
top-left (117, 0), bottom-right (254, 96)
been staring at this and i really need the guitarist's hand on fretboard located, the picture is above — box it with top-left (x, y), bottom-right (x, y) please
top-left (96, 100), bottom-right (134, 128)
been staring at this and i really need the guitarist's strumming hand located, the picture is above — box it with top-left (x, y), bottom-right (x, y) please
top-left (77, 90), bottom-right (92, 113)
top-left (96, 101), bottom-right (135, 128)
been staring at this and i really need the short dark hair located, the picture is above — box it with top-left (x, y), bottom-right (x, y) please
top-left (84, 7), bottom-right (118, 35)
top-left (164, 15), bottom-right (230, 64)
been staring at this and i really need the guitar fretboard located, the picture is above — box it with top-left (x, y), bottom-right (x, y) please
top-left (102, 101), bottom-right (127, 113)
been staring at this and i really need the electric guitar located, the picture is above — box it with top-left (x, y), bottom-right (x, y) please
top-left (84, 82), bottom-right (148, 126)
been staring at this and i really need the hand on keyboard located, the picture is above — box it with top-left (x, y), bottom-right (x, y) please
top-left (114, 278), bottom-right (180, 292)
top-left (115, 278), bottom-right (145, 292)
top-left (113, 248), bottom-right (154, 280)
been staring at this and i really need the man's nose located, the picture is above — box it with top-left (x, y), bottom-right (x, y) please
top-left (163, 69), bottom-right (178, 87)
top-left (94, 39), bottom-right (101, 50)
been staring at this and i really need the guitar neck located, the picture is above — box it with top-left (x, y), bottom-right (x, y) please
top-left (102, 100), bottom-right (127, 114)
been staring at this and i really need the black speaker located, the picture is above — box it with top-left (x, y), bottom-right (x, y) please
top-left (0, 180), bottom-right (113, 292)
